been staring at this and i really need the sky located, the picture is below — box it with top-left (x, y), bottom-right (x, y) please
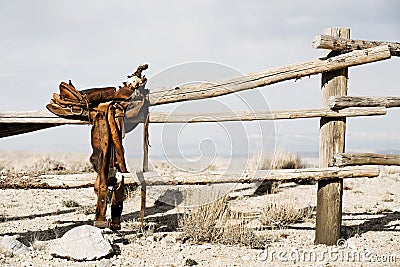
top-left (0, 0), bottom-right (399, 162)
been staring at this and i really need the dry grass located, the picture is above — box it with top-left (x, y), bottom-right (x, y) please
top-left (62, 199), bottom-right (80, 208)
top-left (253, 150), bottom-right (308, 194)
top-left (0, 160), bottom-right (5, 172)
top-left (124, 184), bottom-right (140, 200)
top-left (376, 207), bottom-right (393, 214)
top-left (78, 205), bottom-right (96, 215)
top-left (28, 156), bottom-right (92, 175)
top-left (382, 196), bottom-right (394, 202)
top-left (260, 200), bottom-right (313, 227)
top-left (179, 196), bottom-right (263, 248)
top-left (0, 150), bottom-right (93, 175)
top-left (260, 150), bottom-right (307, 170)
top-left (179, 152), bottom-right (312, 247)
top-left (28, 232), bottom-right (48, 251)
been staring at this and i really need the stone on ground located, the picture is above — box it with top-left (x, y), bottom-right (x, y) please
top-left (49, 225), bottom-right (113, 261)
top-left (0, 235), bottom-right (31, 256)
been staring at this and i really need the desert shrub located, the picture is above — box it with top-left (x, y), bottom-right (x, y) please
top-left (260, 201), bottom-right (313, 227)
top-left (68, 161), bottom-right (93, 173)
top-left (261, 150), bottom-right (306, 170)
top-left (78, 205), bottom-right (96, 215)
top-left (0, 160), bottom-right (5, 172)
top-left (30, 157), bottom-right (66, 174)
top-left (28, 155), bottom-right (94, 175)
top-left (0, 151), bottom-right (94, 175)
top-left (179, 196), bottom-right (263, 248)
top-left (124, 184), bottom-right (140, 200)
top-left (62, 199), bottom-right (80, 208)
top-left (185, 259), bottom-right (198, 266)
top-left (255, 150), bottom-right (309, 194)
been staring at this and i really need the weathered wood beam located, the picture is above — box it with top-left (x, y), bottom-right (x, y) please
top-left (147, 107), bottom-right (386, 123)
top-left (329, 96), bottom-right (400, 110)
top-left (21, 166), bottom-right (380, 189)
top-left (312, 34), bottom-right (400, 56)
top-left (148, 45), bottom-right (391, 106)
top-left (0, 111), bottom-right (88, 124)
top-left (334, 153), bottom-right (400, 167)
top-left (1, 107), bottom-right (387, 126)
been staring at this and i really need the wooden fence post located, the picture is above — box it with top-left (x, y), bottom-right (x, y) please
top-left (315, 27), bottom-right (350, 245)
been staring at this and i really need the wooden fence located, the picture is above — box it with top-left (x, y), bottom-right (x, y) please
top-left (1, 27), bottom-right (399, 245)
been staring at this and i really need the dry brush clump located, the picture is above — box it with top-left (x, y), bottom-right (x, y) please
top-left (0, 160), bottom-right (5, 173)
top-left (0, 151), bottom-right (93, 175)
top-left (258, 150), bottom-right (307, 170)
top-left (62, 199), bottom-right (80, 208)
top-left (28, 155), bottom-right (93, 175)
top-left (179, 196), bottom-right (263, 248)
top-left (260, 200), bottom-right (314, 228)
top-left (253, 150), bottom-right (308, 195)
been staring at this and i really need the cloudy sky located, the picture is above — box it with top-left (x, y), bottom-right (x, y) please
top-left (0, 0), bottom-right (399, 160)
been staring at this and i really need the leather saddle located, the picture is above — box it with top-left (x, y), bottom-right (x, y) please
top-left (46, 64), bottom-right (148, 122)
top-left (46, 64), bottom-right (149, 230)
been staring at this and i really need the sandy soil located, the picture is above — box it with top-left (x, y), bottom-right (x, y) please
top-left (0, 153), bottom-right (399, 266)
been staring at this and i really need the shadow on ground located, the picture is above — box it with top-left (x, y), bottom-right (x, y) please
top-left (0, 189), bottom-right (184, 246)
top-left (342, 211), bottom-right (400, 238)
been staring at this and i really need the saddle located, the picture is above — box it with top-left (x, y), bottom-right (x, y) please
top-left (46, 64), bottom-right (149, 230)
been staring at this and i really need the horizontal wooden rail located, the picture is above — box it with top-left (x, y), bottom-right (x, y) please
top-left (0, 107), bottom-right (387, 125)
top-left (329, 96), bottom-right (400, 109)
top-left (145, 107), bottom-right (386, 123)
top-left (10, 166), bottom-right (380, 189)
top-left (312, 34), bottom-right (400, 56)
top-left (334, 153), bottom-right (400, 167)
top-left (0, 111), bottom-right (89, 124)
top-left (148, 46), bottom-right (391, 106)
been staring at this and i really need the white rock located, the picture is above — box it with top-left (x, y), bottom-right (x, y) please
top-left (98, 258), bottom-right (111, 267)
top-left (49, 225), bottom-right (113, 261)
top-left (0, 235), bottom-right (31, 256)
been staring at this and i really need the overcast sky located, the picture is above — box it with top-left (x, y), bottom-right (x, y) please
top-left (1, 0), bottom-right (399, 160)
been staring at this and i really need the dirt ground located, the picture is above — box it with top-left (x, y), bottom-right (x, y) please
top-left (0, 152), bottom-right (400, 266)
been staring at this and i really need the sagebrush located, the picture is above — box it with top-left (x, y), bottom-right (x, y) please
top-left (179, 196), bottom-right (263, 248)
top-left (260, 201), bottom-right (313, 227)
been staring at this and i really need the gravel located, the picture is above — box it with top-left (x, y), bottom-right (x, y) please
top-left (0, 166), bottom-right (399, 266)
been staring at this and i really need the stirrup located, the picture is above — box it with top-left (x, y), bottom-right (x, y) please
top-left (109, 217), bottom-right (121, 231)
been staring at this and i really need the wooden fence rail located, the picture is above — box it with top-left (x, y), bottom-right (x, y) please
top-left (312, 34), bottom-right (400, 56)
top-left (0, 107), bottom-right (387, 125)
top-left (149, 45), bottom-right (390, 106)
top-left (334, 153), bottom-right (400, 167)
top-left (25, 166), bottom-right (379, 189)
top-left (329, 96), bottom-right (400, 109)
top-left (144, 107), bottom-right (386, 123)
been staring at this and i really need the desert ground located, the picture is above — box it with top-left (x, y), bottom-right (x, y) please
top-left (0, 150), bottom-right (399, 266)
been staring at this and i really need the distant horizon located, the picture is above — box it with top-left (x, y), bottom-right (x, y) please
top-left (3, 131), bottom-right (400, 159)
